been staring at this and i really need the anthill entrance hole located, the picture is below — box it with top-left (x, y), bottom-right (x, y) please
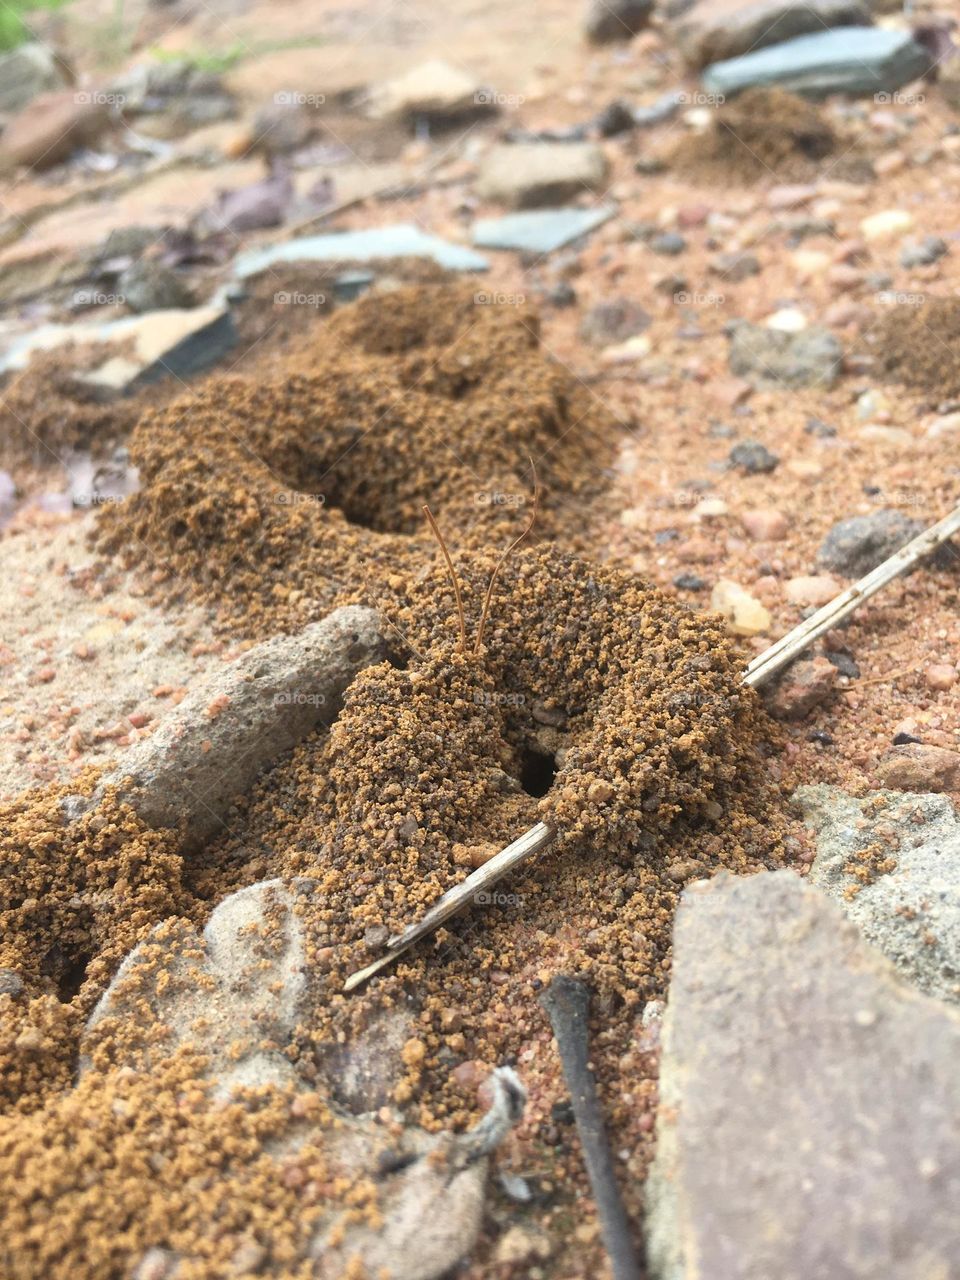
top-left (56, 952), bottom-right (91, 1002)
top-left (519, 747), bottom-right (557, 798)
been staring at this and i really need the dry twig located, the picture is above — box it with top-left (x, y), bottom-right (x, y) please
top-left (422, 504), bottom-right (467, 652)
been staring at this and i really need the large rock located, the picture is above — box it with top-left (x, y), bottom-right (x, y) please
top-left (476, 142), bottom-right (609, 208)
top-left (64, 606), bottom-right (386, 847)
top-left (816, 508), bottom-right (927, 576)
top-left (703, 27), bottom-right (931, 99)
top-left (876, 744), bottom-right (960, 794)
top-left (729, 321), bottom-right (842, 387)
top-left (674, 0), bottom-right (868, 70)
top-left (797, 784), bottom-right (960, 1004)
top-left (0, 90), bottom-right (110, 170)
top-left (647, 870), bottom-right (960, 1280)
top-left (0, 43), bottom-right (65, 113)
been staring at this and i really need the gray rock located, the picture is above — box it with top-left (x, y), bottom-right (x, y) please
top-left (673, 0), bottom-right (869, 70)
top-left (710, 249), bottom-right (760, 280)
top-left (816, 508), bottom-right (924, 575)
top-left (0, 306), bottom-right (237, 392)
top-left (729, 321), bottom-right (843, 387)
top-left (0, 968), bottom-right (25, 998)
top-left (472, 206), bottom-right (616, 253)
top-left (0, 43), bottom-right (64, 113)
top-left (83, 878), bottom-right (309, 1091)
top-left (900, 234), bottom-right (948, 268)
top-left (729, 439), bottom-right (778, 473)
top-left (234, 225), bottom-right (489, 277)
top-left (796, 784), bottom-right (960, 1004)
top-left (646, 869), bottom-right (960, 1280)
top-left (579, 298), bottom-right (651, 346)
top-left (703, 27), bottom-right (931, 99)
top-left (117, 259), bottom-right (195, 313)
top-left (584, 0), bottom-right (653, 43)
top-left (64, 605), bottom-right (386, 848)
top-left (650, 231), bottom-right (687, 256)
top-left (475, 142), bottom-right (609, 208)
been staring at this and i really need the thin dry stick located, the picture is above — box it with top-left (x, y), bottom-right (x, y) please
top-left (345, 500), bottom-right (960, 993)
top-left (475, 458), bottom-right (539, 654)
top-left (423, 504), bottom-right (467, 652)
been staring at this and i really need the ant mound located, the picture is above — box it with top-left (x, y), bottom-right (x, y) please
top-left (98, 283), bottom-right (615, 637)
top-left (670, 87), bottom-right (835, 183)
top-left (195, 546), bottom-right (790, 1125)
top-left (870, 296), bottom-right (960, 398)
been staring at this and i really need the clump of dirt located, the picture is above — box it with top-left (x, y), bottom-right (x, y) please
top-left (670, 87), bottom-right (836, 182)
top-left (869, 296), bottom-right (960, 398)
top-left (191, 547), bottom-right (790, 1120)
top-left (0, 774), bottom-right (190, 1111)
top-left (98, 282), bottom-right (616, 636)
top-left (0, 343), bottom-right (154, 478)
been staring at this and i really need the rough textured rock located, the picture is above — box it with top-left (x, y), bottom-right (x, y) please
top-left (796, 784), bottom-right (960, 1004)
top-left (584, 0), bottom-right (653, 43)
top-left (475, 142), bottom-right (609, 208)
top-left (876, 743), bottom-right (960, 794)
top-left (117, 260), bottom-right (195, 313)
top-left (729, 321), bottom-right (842, 387)
top-left (764, 655), bottom-right (837, 720)
top-left (647, 870), bottom-right (960, 1280)
top-left (816, 509), bottom-right (929, 576)
top-left (0, 90), bottom-right (109, 170)
top-left (0, 43), bottom-right (65, 113)
top-left (83, 878), bottom-right (309, 1091)
top-left (703, 27), bottom-right (930, 99)
top-left (673, 0), bottom-right (868, 70)
top-left (64, 605), bottom-right (386, 848)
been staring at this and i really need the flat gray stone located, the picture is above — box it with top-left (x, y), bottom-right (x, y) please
top-left (647, 869), bottom-right (960, 1280)
top-left (674, 0), bottom-right (868, 70)
top-left (234, 225), bottom-right (488, 277)
top-left (703, 26), bottom-right (930, 98)
top-left (472, 205), bottom-right (616, 253)
top-left (475, 142), bottom-right (609, 208)
top-left (0, 42), bottom-right (64, 113)
top-left (0, 306), bottom-right (237, 391)
top-left (729, 321), bottom-right (843, 388)
top-left (796, 784), bottom-right (960, 1004)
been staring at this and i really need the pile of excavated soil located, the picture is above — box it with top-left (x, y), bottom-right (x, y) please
top-left (0, 546), bottom-right (793, 1276)
top-left (670, 87), bottom-right (836, 183)
top-left (869, 296), bottom-right (960, 399)
top-left (98, 283), bottom-right (616, 637)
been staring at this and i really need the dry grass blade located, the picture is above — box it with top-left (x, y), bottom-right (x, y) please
top-left (474, 458), bottom-right (539, 654)
top-left (423, 503), bottom-right (467, 652)
top-left (345, 502), bottom-right (960, 992)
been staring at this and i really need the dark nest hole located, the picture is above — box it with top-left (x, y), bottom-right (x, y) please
top-left (518, 747), bottom-right (558, 798)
